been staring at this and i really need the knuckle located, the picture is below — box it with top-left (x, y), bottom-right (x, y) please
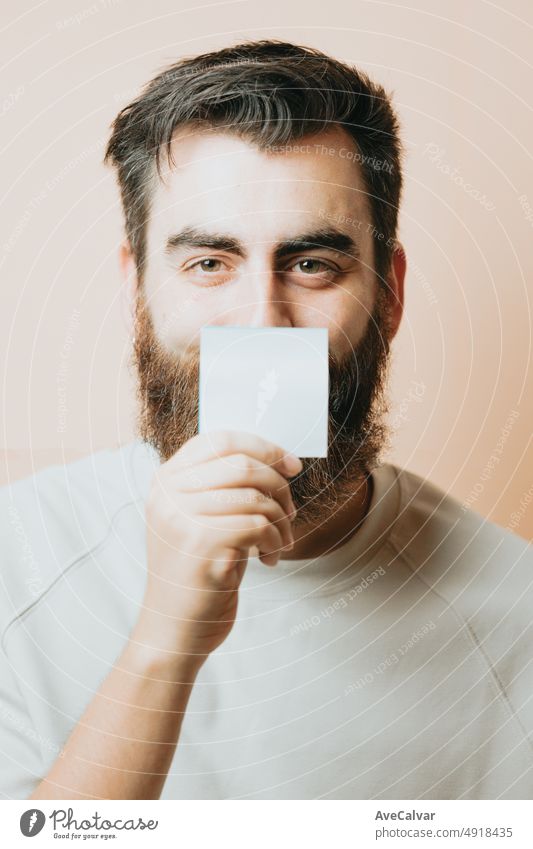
top-left (252, 513), bottom-right (268, 531)
top-left (213, 430), bottom-right (234, 458)
top-left (242, 487), bottom-right (258, 506)
top-left (267, 444), bottom-right (282, 467)
top-left (234, 453), bottom-right (254, 474)
top-left (260, 491), bottom-right (276, 512)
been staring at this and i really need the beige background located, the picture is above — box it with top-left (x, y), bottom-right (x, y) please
top-left (1, 0), bottom-right (532, 540)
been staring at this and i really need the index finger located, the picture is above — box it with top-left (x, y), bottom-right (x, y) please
top-left (171, 429), bottom-right (303, 477)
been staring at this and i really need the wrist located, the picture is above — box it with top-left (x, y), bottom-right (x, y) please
top-left (127, 615), bottom-right (205, 682)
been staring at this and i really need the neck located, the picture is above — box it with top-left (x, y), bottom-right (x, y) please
top-left (282, 471), bottom-right (373, 560)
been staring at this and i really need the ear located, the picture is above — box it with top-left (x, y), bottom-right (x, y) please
top-left (118, 239), bottom-right (138, 339)
top-left (383, 241), bottom-right (406, 342)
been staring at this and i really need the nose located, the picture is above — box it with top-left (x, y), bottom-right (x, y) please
top-left (247, 270), bottom-right (293, 328)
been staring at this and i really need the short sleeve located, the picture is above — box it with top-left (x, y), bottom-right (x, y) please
top-left (0, 647), bottom-right (45, 799)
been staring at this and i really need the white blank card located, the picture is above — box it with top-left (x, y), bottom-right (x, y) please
top-left (199, 327), bottom-right (329, 457)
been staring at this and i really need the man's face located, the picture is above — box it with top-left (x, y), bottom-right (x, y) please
top-left (130, 126), bottom-right (399, 525)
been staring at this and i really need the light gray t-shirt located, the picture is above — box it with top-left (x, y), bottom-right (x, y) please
top-left (0, 440), bottom-right (532, 800)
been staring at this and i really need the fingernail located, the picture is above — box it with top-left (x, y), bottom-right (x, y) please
top-left (284, 453), bottom-right (303, 474)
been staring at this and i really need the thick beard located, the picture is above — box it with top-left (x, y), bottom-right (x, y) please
top-left (132, 289), bottom-right (392, 528)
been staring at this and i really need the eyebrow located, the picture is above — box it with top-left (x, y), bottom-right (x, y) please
top-left (165, 227), bottom-right (243, 256)
top-left (274, 229), bottom-right (360, 261)
top-left (164, 226), bottom-right (360, 262)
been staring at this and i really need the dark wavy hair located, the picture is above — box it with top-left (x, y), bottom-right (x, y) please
top-left (104, 39), bottom-right (403, 284)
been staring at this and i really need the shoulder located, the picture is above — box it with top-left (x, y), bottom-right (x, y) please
top-left (387, 462), bottom-right (532, 608)
top-left (391, 463), bottom-right (530, 556)
top-left (387, 464), bottom-right (533, 734)
top-left (0, 440), bottom-right (159, 632)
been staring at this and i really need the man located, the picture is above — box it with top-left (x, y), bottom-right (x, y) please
top-left (1, 40), bottom-right (531, 801)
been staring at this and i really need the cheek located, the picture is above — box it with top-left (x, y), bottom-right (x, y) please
top-left (144, 287), bottom-right (206, 351)
top-left (309, 288), bottom-right (375, 357)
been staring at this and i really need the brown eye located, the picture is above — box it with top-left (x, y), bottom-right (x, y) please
top-left (184, 256), bottom-right (234, 287)
top-left (296, 259), bottom-right (329, 274)
top-left (288, 258), bottom-right (338, 283)
top-left (195, 258), bottom-right (223, 272)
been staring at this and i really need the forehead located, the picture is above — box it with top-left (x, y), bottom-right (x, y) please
top-left (148, 125), bottom-right (372, 245)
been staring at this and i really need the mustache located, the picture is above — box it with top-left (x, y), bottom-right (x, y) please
top-left (135, 342), bottom-right (384, 435)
